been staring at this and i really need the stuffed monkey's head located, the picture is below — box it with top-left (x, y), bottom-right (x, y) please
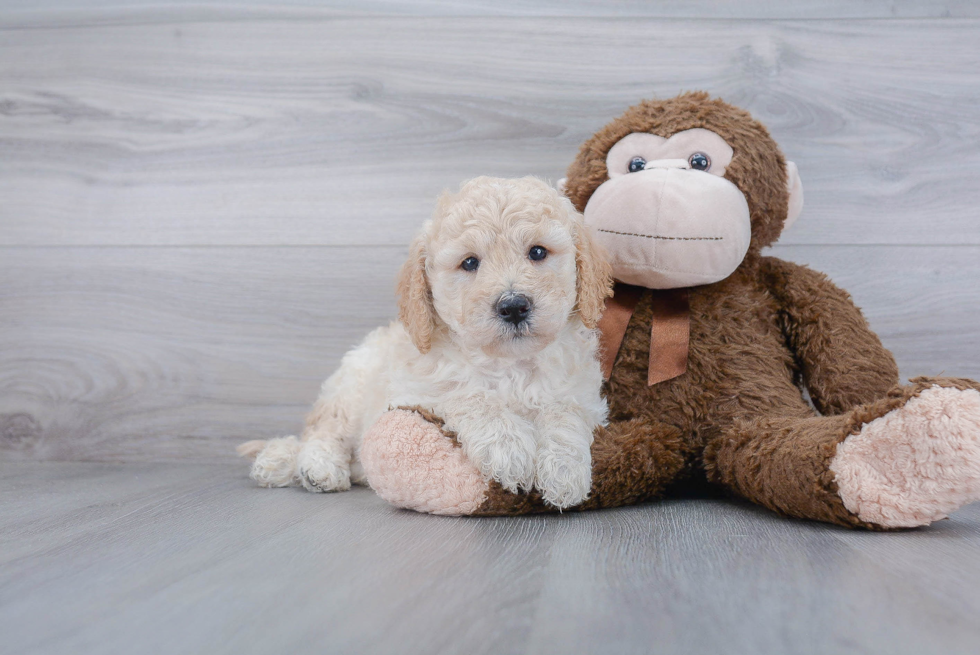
top-left (564, 92), bottom-right (803, 289)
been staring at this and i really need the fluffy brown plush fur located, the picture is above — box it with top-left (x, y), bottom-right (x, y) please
top-left (362, 93), bottom-right (980, 528)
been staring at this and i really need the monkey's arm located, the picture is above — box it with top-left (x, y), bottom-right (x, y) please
top-left (360, 409), bottom-right (687, 515)
top-left (759, 256), bottom-right (899, 415)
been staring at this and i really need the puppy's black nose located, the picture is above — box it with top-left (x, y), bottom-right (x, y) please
top-left (496, 294), bottom-right (532, 325)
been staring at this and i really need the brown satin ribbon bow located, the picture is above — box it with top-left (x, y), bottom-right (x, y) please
top-left (597, 282), bottom-right (690, 386)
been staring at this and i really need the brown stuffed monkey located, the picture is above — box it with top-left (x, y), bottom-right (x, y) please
top-left (359, 92), bottom-right (980, 529)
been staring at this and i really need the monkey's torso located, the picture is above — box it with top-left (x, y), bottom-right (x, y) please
top-left (605, 255), bottom-right (818, 472)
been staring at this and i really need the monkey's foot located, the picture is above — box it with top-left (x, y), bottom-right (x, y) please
top-left (831, 385), bottom-right (980, 528)
top-left (360, 409), bottom-right (488, 515)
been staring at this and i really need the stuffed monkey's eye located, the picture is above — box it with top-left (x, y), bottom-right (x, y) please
top-left (460, 256), bottom-right (480, 272)
top-left (688, 152), bottom-right (711, 171)
top-left (528, 245), bottom-right (548, 261)
top-left (628, 157), bottom-right (646, 173)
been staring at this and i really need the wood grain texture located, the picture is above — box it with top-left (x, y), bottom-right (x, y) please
top-left (3, 1), bottom-right (979, 20)
top-left (1, 244), bottom-right (977, 462)
top-left (3, 461), bottom-right (980, 655)
top-left (2, 6), bottom-right (979, 654)
top-left (0, 5), bottom-right (978, 463)
top-left (1, 15), bottom-right (979, 247)
top-left (0, 246), bottom-right (402, 461)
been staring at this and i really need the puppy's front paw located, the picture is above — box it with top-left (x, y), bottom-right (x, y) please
top-left (483, 438), bottom-right (536, 495)
top-left (461, 415), bottom-right (536, 494)
top-left (535, 444), bottom-right (592, 509)
top-left (297, 439), bottom-right (351, 493)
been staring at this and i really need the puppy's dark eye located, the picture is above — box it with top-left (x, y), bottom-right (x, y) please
top-left (688, 152), bottom-right (710, 171)
top-left (460, 256), bottom-right (480, 272)
top-left (628, 157), bottom-right (646, 173)
top-left (528, 245), bottom-right (547, 261)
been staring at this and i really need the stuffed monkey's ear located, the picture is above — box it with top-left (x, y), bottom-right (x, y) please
top-left (784, 161), bottom-right (804, 231)
top-left (574, 219), bottom-right (613, 330)
top-left (396, 234), bottom-right (435, 354)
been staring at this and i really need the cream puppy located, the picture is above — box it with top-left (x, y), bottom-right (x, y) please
top-left (239, 176), bottom-right (612, 509)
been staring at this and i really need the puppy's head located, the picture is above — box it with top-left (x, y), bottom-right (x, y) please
top-left (397, 176), bottom-right (612, 358)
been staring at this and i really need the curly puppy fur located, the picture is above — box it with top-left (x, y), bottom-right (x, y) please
top-left (239, 176), bottom-right (612, 509)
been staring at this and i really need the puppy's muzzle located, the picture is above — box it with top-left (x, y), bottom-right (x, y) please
top-left (496, 293), bottom-right (532, 326)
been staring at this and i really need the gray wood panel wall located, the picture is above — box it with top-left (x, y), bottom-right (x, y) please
top-left (2, 2), bottom-right (979, 463)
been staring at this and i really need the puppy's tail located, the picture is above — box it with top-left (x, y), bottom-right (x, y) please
top-left (236, 439), bottom-right (268, 459)
top-left (236, 436), bottom-right (303, 488)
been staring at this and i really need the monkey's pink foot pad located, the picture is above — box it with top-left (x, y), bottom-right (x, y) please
top-left (831, 386), bottom-right (980, 528)
top-left (361, 409), bottom-right (488, 515)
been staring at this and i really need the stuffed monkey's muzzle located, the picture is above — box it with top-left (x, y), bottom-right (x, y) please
top-left (583, 165), bottom-right (751, 289)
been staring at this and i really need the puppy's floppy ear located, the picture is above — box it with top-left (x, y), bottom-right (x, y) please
top-left (573, 219), bottom-right (613, 329)
top-left (397, 233), bottom-right (436, 354)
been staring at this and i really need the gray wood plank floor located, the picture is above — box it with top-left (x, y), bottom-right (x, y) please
top-left (3, 16), bottom-right (980, 248)
top-left (2, 4), bottom-right (980, 653)
top-left (1, 2), bottom-right (978, 462)
top-left (3, 461), bottom-right (980, 655)
top-left (3, 244), bottom-right (978, 462)
top-left (4, 1), bottom-right (979, 20)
